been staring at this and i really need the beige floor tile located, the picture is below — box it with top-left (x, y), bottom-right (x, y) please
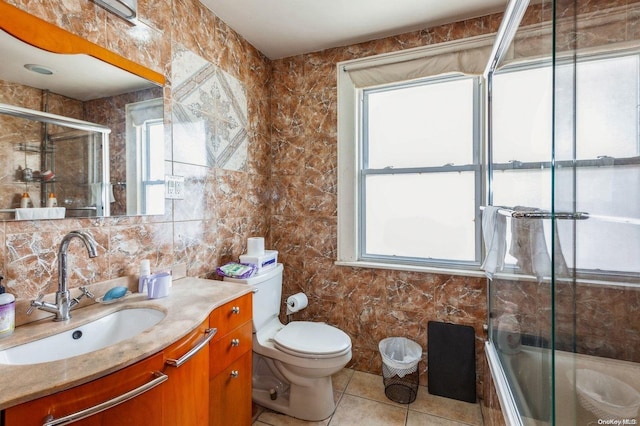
top-left (257, 410), bottom-right (330, 426)
top-left (409, 389), bottom-right (483, 425)
top-left (332, 368), bottom-right (354, 393)
top-left (344, 370), bottom-right (407, 408)
top-left (406, 410), bottom-right (471, 426)
top-left (253, 422), bottom-right (271, 426)
top-left (329, 394), bottom-right (407, 426)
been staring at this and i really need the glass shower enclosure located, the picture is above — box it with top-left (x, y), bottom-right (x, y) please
top-left (484, 0), bottom-right (640, 424)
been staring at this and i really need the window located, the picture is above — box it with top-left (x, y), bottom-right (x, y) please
top-left (361, 76), bottom-right (482, 267)
top-left (337, 38), bottom-right (493, 275)
top-left (491, 53), bottom-right (640, 275)
top-left (125, 98), bottom-right (165, 216)
top-left (139, 118), bottom-right (165, 215)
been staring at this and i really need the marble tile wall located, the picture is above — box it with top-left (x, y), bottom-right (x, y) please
top-left (268, 13), bottom-right (504, 400)
top-left (1, 0), bottom-right (271, 304)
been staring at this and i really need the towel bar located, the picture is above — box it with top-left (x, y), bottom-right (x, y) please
top-left (480, 206), bottom-right (589, 220)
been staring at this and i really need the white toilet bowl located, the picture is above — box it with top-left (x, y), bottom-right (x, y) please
top-left (224, 264), bottom-right (352, 421)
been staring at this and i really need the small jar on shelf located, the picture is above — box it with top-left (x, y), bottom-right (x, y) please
top-left (20, 193), bottom-right (31, 208)
top-left (46, 193), bottom-right (58, 207)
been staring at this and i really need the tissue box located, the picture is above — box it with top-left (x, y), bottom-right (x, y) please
top-left (240, 250), bottom-right (278, 274)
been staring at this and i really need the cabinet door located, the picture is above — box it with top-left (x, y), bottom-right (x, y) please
top-left (209, 351), bottom-right (252, 426)
top-left (163, 319), bottom-right (212, 426)
top-left (209, 321), bottom-right (252, 377)
top-left (5, 352), bottom-right (166, 426)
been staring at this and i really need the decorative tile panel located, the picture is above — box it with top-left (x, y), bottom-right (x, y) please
top-left (172, 44), bottom-right (248, 171)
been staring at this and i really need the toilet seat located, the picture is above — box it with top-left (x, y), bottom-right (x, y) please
top-left (274, 321), bottom-right (351, 359)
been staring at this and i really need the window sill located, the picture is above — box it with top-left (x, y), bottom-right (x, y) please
top-left (334, 260), bottom-right (487, 278)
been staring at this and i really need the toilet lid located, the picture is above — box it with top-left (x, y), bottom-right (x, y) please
top-left (274, 321), bottom-right (351, 356)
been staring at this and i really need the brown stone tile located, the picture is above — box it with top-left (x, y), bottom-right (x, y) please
top-left (345, 370), bottom-right (407, 408)
top-left (332, 368), bottom-right (354, 393)
top-left (410, 390), bottom-right (483, 425)
top-left (407, 410), bottom-right (472, 426)
top-left (257, 410), bottom-right (330, 426)
top-left (331, 394), bottom-right (407, 426)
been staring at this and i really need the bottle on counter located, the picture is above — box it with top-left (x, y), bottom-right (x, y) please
top-left (138, 259), bottom-right (151, 293)
top-left (46, 192), bottom-right (58, 207)
top-left (0, 276), bottom-right (15, 338)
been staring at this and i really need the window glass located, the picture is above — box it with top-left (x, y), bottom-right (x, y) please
top-left (364, 172), bottom-right (476, 261)
top-left (361, 75), bottom-right (480, 266)
top-left (491, 66), bottom-right (552, 163)
top-left (491, 53), bottom-right (640, 275)
top-left (573, 55), bottom-right (639, 159)
top-left (366, 78), bottom-right (475, 169)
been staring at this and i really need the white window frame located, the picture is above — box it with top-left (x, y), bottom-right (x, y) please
top-left (336, 40), bottom-right (492, 277)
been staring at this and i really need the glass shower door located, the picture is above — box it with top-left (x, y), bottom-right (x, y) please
top-left (485, 0), bottom-right (557, 423)
top-left (553, 1), bottom-right (640, 425)
top-left (486, 0), bottom-right (640, 425)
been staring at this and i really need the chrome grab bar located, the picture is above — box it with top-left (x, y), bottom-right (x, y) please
top-left (480, 206), bottom-right (589, 220)
top-left (481, 206), bottom-right (640, 225)
top-left (42, 371), bottom-right (168, 426)
top-left (165, 328), bottom-right (217, 368)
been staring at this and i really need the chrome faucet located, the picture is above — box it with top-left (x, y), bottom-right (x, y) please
top-left (28, 231), bottom-right (98, 321)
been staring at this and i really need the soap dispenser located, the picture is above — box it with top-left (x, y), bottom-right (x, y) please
top-left (0, 276), bottom-right (15, 338)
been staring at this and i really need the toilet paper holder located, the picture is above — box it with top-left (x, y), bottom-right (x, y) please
top-left (285, 292), bottom-right (308, 316)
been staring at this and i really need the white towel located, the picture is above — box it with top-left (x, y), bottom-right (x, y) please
top-left (480, 206), bottom-right (507, 278)
top-left (89, 183), bottom-right (102, 207)
top-left (15, 207), bottom-right (66, 220)
top-left (89, 183), bottom-right (116, 206)
top-left (509, 206), bottom-right (548, 281)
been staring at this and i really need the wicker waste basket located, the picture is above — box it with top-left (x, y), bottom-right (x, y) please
top-left (379, 337), bottom-right (422, 404)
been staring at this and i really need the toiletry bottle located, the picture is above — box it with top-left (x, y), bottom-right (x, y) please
top-left (20, 192), bottom-right (31, 208)
top-left (47, 192), bottom-right (58, 207)
top-left (138, 259), bottom-right (151, 293)
top-left (0, 276), bottom-right (15, 338)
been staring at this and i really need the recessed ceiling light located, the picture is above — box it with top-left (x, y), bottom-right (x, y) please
top-left (24, 63), bottom-right (54, 75)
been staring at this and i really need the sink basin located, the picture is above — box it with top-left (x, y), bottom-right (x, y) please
top-left (0, 308), bottom-right (165, 365)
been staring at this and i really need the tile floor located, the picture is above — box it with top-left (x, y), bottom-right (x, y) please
top-left (252, 369), bottom-right (484, 426)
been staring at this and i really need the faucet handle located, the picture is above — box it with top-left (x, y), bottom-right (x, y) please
top-left (26, 294), bottom-right (44, 315)
top-left (79, 286), bottom-right (95, 299)
top-left (71, 286), bottom-right (95, 306)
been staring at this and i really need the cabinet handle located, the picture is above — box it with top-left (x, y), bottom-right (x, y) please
top-left (231, 306), bottom-right (240, 314)
top-left (231, 338), bottom-right (240, 347)
top-left (230, 370), bottom-right (239, 378)
top-left (41, 371), bottom-right (168, 426)
top-left (166, 328), bottom-right (217, 368)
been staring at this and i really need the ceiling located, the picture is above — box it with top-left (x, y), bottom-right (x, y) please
top-left (198, 0), bottom-right (508, 60)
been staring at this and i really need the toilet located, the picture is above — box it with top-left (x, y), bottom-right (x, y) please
top-left (224, 263), bottom-right (352, 421)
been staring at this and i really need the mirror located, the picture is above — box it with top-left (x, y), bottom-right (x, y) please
top-left (0, 3), bottom-right (165, 220)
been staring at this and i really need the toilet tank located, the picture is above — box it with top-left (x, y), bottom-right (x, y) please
top-left (223, 264), bottom-right (283, 332)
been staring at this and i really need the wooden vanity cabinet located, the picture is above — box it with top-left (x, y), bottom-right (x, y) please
top-left (3, 292), bottom-right (253, 426)
top-left (4, 352), bottom-right (166, 426)
top-left (162, 318), bottom-right (212, 426)
top-left (209, 293), bottom-right (253, 426)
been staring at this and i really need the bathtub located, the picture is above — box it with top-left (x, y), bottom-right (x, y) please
top-left (486, 341), bottom-right (640, 425)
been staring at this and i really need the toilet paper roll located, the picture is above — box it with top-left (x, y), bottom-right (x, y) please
top-left (286, 292), bottom-right (308, 315)
top-left (247, 237), bottom-right (265, 256)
